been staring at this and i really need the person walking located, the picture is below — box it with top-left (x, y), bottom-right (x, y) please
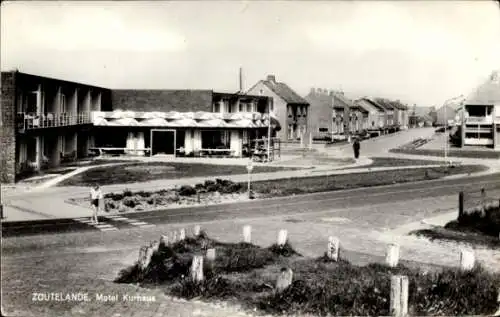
top-left (89, 184), bottom-right (103, 224)
top-left (353, 138), bottom-right (361, 159)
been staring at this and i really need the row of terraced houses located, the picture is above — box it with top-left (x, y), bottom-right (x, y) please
top-left (1, 70), bottom-right (499, 183)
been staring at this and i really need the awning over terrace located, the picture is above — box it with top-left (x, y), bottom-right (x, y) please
top-left (91, 110), bottom-right (280, 130)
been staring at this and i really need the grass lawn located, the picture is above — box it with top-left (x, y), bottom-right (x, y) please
top-left (58, 162), bottom-right (299, 187)
top-left (115, 232), bottom-right (500, 316)
top-left (412, 227), bottom-right (500, 249)
top-left (251, 165), bottom-right (488, 197)
top-left (390, 148), bottom-right (500, 159)
top-left (412, 203), bottom-right (500, 249)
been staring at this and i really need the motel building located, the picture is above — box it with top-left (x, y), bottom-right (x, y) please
top-left (459, 71), bottom-right (500, 150)
top-left (0, 71), bottom-right (280, 183)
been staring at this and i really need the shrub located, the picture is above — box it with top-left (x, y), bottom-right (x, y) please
top-left (194, 183), bottom-right (206, 192)
top-left (268, 241), bottom-right (301, 257)
top-left (136, 191), bottom-right (152, 198)
top-left (178, 185), bottom-right (197, 196)
top-left (105, 201), bottom-right (116, 211)
top-left (105, 193), bottom-right (124, 201)
top-left (123, 189), bottom-right (133, 197)
top-left (215, 245), bottom-right (276, 273)
top-left (123, 196), bottom-right (139, 208)
top-left (204, 180), bottom-right (215, 187)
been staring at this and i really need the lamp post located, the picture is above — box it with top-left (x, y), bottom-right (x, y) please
top-left (246, 159), bottom-right (253, 199)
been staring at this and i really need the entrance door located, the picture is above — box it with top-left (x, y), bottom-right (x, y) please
top-left (151, 130), bottom-right (176, 155)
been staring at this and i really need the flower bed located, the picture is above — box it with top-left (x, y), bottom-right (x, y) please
top-left (70, 179), bottom-right (249, 213)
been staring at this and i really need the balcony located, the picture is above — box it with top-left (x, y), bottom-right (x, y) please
top-left (465, 116), bottom-right (493, 124)
top-left (17, 112), bottom-right (91, 130)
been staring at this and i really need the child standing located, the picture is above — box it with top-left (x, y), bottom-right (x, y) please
top-left (89, 185), bottom-right (103, 224)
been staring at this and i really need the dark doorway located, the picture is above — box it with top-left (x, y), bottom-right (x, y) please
top-left (151, 130), bottom-right (176, 156)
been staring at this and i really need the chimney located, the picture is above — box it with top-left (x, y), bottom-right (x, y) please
top-left (267, 75), bottom-right (276, 83)
top-left (239, 67), bottom-right (243, 92)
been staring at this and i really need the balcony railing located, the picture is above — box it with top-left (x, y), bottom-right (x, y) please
top-left (465, 116), bottom-right (493, 124)
top-left (17, 112), bottom-right (91, 130)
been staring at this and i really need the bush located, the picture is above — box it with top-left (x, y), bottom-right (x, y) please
top-left (215, 245), bottom-right (276, 272)
top-left (123, 196), bottom-right (140, 208)
top-left (178, 185), bottom-right (197, 196)
top-left (105, 193), bottom-right (124, 201)
top-left (136, 191), bottom-right (152, 198)
top-left (105, 201), bottom-right (116, 210)
top-left (194, 183), bottom-right (206, 192)
top-left (146, 193), bottom-right (161, 205)
top-left (204, 180), bottom-right (215, 187)
top-left (123, 189), bottom-right (133, 197)
top-left (268, 241), bottom-right (301, 257)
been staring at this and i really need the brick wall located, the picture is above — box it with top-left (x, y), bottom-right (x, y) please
top-left (111, 90), bottom-right (214, 112)
top-left (1, 71), bottom-right (17, 183)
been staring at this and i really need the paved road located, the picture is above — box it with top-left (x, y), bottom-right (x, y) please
top-left (4, 172), bottom-right (499, 237)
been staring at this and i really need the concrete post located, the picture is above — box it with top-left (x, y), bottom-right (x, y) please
top-left (276, 268), bottom-right (293, 292)
top-left (327, 236), bottom-right (340, 261)
top-left (179, 228), bottom-right (186, 241)
top-left (191, 255), bottom-right (204, 282)
top-left (243, 225), bottom-right (252, 243)
top-left (460, 249), bottom-right (475, 271)
top-left (390, 275), bottom-right (409, 317)
top-left (277, 229), bottom-right (288, 246)
top-left (386, 243), bottom-right (400, 267)
top-left (193, 225), bottom-right (201, 237)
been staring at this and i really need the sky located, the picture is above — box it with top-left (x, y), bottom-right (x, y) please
top-left (2, 1), bottom-right (500, 108)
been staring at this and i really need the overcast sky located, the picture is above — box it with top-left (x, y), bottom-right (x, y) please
top-left (2, 1), bottom-right (500, 107)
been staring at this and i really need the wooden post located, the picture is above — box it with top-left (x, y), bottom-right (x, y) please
top-left (276, 268), bottom-right (293, 292)
top-left (139, 246), bottom-right (153, 270)
top-left (277, 229), bottom-right (288, 246)
top-left (460, 249), bottom-right (475, 271)
top-left (243, 225), bottom-right (252, 243)
top-left (390, 275), bottom-right (409, 317)
top-left (206, 248), bottom-right (216, 262)
top-left (458, 191), bottom-right (464, 222)
top-left (193, 225), bottom-right (201, 237)
top-left (191, 255), bottom-right (204, 282)
top-left (179, 228), bottom-right (186, 241)
top-left (386, 243), bottom-right (400, 267)
top-left (327, 236), bottom-right (340, 261)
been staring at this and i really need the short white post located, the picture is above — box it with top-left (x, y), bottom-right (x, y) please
top-left (206, 248), bottom-right (216, 262)
top-left (179, 228), bottom-right (186, 241)
top-left (243, 225), bottom-right (252, 243)
top-left (139, 246), bottom-right (153, 270)
top-left (277, 229), bottom-right (288, 246)
top-left (327, 236), bottom-right (340, 261)
top-left (191, 255), bottom-right (204, 282)
top-left (193, 225), bottom-right (201, 237)
top-left (460, 249), bottom-right (475, 271)
top-left (390, 275), bottom-right (409, 317)
top-left (386, 243), bottom-right (400, 267)
top-left (276, 268), bottom-right (293, 292)
top-left (171, 231), bottom-right (178, 244)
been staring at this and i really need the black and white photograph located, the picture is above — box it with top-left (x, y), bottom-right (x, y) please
top-left (1, 1), bottom-right (500, 316)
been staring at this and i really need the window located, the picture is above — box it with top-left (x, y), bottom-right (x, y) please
top-left (239, 103), bottom-right (244, 112)
top-left (319, 128), bottom-right (328, 132)
top-left (201, 130), bottom-right (230, 149)
top-left (213, 103), bottom-right (221, 113)
top-left (287, 105), bottom-right (293, 118)
top-left (302, 106), bottom-right (307, 117)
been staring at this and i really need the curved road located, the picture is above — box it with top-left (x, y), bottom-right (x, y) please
top-left (3, 172), bottom-right (500, 237)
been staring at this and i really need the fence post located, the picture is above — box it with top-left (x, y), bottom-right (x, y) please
top-left (179, 228), bottom-right (186, 241)
top-left (276, 268), bottom-right (293, 292)
top-left (160, 235), bottom-right (168, 248)
top-left (327, 236), bottom-right (340, 261)
top-left (458, 191), bottom-right (464, 222)
top-left (481, 188), bottom-right (486, 215)
top-left (386, 243), bottom-right (400, 268)
top-left (277, 229), bottom-right (288, 247)
top-left (206, 248), bottom-right (216, 262)
top-left (191, 255), bottom-right (204, 282)
top-left (460, 249), bottom-right (475, 271)
top-left (390, 275), bottom-right (409, 317)
top-left (193, 225), bottom-right (201, 237)
top-left (243, 225), bottom-right (252, 243)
